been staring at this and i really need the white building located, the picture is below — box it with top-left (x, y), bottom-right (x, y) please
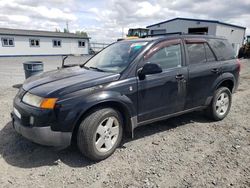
top-left (146, 18), bottom-right (246, 54)
top-left (0, 28), bottom-right (90, 56)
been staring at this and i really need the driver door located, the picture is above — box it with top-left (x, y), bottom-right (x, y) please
top-left (137, 39), bottom-right (188, 124)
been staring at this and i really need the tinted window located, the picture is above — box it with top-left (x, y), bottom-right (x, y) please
top-left (187, 43), bottom-right (206, 64)
top-left (146, 44), bottom-right (182, 69)
top-left (208, 39), bottom-right (235, 60)
top-left (204, 43), bottom-right (216, 62)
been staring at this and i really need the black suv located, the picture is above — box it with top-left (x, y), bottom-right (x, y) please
top-left (12, 35), bottom-right (240, 161)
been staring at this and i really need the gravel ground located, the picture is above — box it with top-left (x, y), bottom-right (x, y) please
top-left (0, 57), bottom-right (249, 188)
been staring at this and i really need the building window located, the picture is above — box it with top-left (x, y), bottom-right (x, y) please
top-left (1, 37), bottom-right (14, 47)
top-left (30, 39), bottom-right (40, 47)
top-left (53, 40), bottom-right (61, 47)
top-left (78, 40), bottom-right (85, 47)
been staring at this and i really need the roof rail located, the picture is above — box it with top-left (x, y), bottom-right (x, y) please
top-left (142, 32), bottom-right (185, 38)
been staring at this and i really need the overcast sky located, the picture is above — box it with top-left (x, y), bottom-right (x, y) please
top-left (0, 0), bottom-right (249, 43)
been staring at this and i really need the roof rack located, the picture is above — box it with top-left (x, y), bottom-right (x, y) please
top-left (142, 32), bottom-right (185, 38)
top-left (143, 32), bottom-right (210, 38)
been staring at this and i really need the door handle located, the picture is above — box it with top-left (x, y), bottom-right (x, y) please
top-left (176, 74), bottom-right (184, 80)
top-left (211, 68), bottom-right (220, 73)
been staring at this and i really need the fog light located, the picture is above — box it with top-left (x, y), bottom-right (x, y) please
top-left (30, 116), bottom-right (34, 125)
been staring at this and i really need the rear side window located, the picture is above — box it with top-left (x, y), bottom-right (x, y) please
top-left (146, 44), bottom-right (182, 70)
top-left (208, 39), bottom-right (235, 60)
top-left (187, 43), bottom-right (206, 64)
top-left (204, 43), bottom-right (216, 62)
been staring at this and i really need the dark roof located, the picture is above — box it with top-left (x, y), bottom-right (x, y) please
top-left (129, 28), bottom-right (149, 30)
top-left (146, 17), bottom-right (246, 30)
top-left (0, 28), bottom-right (89, 39)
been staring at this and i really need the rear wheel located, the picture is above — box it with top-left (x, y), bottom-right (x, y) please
top-left (206, 87), bottom-right (232, 121)
top-left (77, 108), bottom-right (123, 161)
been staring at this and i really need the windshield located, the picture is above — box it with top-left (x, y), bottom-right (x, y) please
top-left (84, 41), bottom-right (148, 73)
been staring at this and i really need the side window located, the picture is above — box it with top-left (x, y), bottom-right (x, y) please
top-left (204, 43), bottom-right (216, 62)
top-left (146, 44), bottom-right (182, 70)
top-left (187, 43), bottom-right (206, 64)
top-left (208, 39), bottom-right (235, 60)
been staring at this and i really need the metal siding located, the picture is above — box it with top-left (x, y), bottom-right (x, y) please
top-left (148, 20), bottom-right (217, 35)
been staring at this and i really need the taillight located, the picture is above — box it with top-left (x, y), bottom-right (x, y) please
top-left (237, 59), bottom-right (241, 72)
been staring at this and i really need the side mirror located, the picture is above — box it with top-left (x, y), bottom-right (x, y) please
top-left (138, 63), bottom-right (162, 80)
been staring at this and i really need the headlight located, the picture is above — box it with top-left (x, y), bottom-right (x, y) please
top-left (22, 92), bottom-right (58, 109)
top-left (22, 92), bottom-right (43, 108)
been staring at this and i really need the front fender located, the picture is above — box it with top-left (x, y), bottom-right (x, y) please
top-left (52, 90), bottom-right (136, 132)
top-left (80, 90), bottom-right (136, 117)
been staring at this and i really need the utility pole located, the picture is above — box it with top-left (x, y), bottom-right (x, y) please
top-left (66, 21), bottom-right (69, 32)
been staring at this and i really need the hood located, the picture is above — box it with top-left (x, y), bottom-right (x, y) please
top-left (23, 66), bottom-right (120, 97)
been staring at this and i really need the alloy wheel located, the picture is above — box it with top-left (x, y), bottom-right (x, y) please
top-left (94, 116), bottom-right (120, 153)
top-left (215, 92), bottom-right (230, 116)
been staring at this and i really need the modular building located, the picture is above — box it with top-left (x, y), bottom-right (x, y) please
top-left (146, 18), bottom-right (246, 54)
top-left (0, 28), bottom-right (90, 56)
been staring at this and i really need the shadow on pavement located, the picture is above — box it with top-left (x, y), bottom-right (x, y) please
top-left (0, 122), bottom-right (94, 168)
top-left (0, 111), bottom-right (211, 169)
top-left (133, 111), bottom-right (210, 140)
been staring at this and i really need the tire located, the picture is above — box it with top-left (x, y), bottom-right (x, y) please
top-left (77, 108), bottom-right (123, 161)
top-left (206, 87), bottom-right (232, 121)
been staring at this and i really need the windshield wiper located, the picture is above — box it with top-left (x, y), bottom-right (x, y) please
top-left (81, 65), bottom-right (89, 70)
top-left (88, 66), bottom-right (106, 72)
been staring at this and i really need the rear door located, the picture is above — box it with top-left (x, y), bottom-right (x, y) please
top-left (137, 39), bottom-right (188, 123)
top-left (185, 38), bottom-right (221, 109)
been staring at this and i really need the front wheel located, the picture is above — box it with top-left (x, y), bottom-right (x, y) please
top-left (206, 87), bottom-right (232, 121)
top-left (77, 108), bottom-right (123, 161)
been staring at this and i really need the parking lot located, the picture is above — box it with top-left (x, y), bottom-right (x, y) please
top-left (0, 57), bottom-right (249, 187)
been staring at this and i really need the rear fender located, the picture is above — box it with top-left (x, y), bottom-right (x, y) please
top-left (213, 73), bottom-right (235, 92)
top-left (205, 73), bottom-right (235, 105)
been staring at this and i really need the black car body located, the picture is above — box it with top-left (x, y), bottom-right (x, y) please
top-left (12, 34), bottom-right (240, 160)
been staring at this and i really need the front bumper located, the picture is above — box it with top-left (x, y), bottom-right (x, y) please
top-left (11, 113), bottom-right (72, 147)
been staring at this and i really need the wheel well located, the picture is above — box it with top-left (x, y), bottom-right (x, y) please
top-left (217, 80), bottom-right (234, 92)
top-left (71, 101), bottom-right (132, 144)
